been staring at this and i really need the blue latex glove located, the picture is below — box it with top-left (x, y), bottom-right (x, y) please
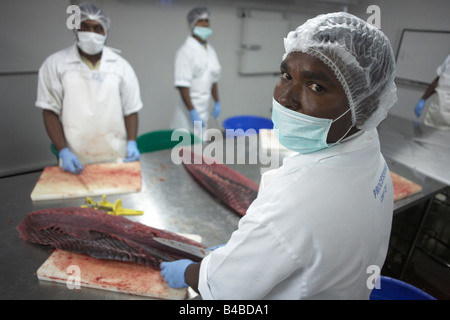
top-left (415, 99), bottom-right (426, 117)
top-left (189, 109), bottom-right (204, 127)
top-left (208, 244), bottom-right (225, 251)
top-left (160, 259), bottom-right (194, 289)
top-left (124, 140), bottom-right (140, 162)
top-left (59, 148), bottom-right (83, 174)
top-left (212, 101), bottom-right (221, 119)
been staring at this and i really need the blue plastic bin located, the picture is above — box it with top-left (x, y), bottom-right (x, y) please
top-left (223, 115), bottom-right (273, 137)
top-left (369, 276), bottom-right (436, 300)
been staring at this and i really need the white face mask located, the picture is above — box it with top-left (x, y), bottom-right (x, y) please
top-left (77, 31), bottom-right (106, 55)
top-left (272, 98), bottom-right (352, 154)
top-left (193, 26), bottom-right (213, 41)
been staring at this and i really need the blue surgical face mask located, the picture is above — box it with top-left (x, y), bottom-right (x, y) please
top-left (193, 26), bottom-right (213, 41)
top-left (271, 98), bottom-right (352, 154)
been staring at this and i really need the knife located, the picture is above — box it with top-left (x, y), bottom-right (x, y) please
top-left (154, 237), bottom-right (211, 259)
top-left (77, 174), bottom-right (91, 192)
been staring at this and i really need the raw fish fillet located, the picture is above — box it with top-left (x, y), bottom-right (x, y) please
top-left (17, 207), bottom-right (205, 268)
top-left (390, 171), bottom-right (423, 201)
top-left (181, 150), bottom-right (259, 216)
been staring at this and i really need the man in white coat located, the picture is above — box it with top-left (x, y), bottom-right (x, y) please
top-left (161, 13), bottom-right (398, 300)
top-left (170, 7), bottom-right (222, 139)
top-left (36, 3), bottom-right (143, 174)
top-left (414, 54), bottom-right (450, 129)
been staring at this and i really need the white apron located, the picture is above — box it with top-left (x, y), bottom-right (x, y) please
top-left (425, 71), bottom-right (450, 129)
top-left (61, 68), bottom-right (127, 164)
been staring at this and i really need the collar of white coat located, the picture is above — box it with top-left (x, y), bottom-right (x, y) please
top-left (260, 130), bottom-right (380, 191)
top-left (186, 35), bottom-right (210, 49)
top-left (282, 129), bottom-right (380, 167)
top-left (64, 43), bottom-right (119, 66)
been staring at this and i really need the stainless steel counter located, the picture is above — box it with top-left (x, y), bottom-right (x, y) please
top-left (0, 146), bottom-right (245, 300)
top-left (0, 134), bottom-right (445, 299)
top-left (379, 114), bottom-right (450, 186)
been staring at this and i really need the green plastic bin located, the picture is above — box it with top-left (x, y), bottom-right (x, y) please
top-left (137, 129), bottom-right (201, 154)
top-left (50, 143), bottom-right (59, 161)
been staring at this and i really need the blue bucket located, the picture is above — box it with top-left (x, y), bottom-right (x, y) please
top-left (370, 276), bottom-right (436, 300)
top-left (223, 115), bottom-right (273, 137)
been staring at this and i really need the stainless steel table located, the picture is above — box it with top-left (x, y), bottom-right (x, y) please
top-left (0, 146), bottom-right (249, 300)
top-left (0, 135), bottom-right (445, 299)
top-left (379, 114), bottom-right (450, 186)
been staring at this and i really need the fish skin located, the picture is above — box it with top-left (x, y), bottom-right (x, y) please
top-left (17, 207), bottom-right (205, 268)
top-left (182, 150), bottom-right (259, 216)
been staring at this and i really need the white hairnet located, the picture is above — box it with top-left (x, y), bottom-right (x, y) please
top-left (79, 2), bottom-right (111, 34)
top-left (187, 7), bottom-right (210, 30)
top-left (283, 12), bottom-right (397, 130)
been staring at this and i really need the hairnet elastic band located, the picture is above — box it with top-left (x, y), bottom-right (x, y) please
top-left (308, 48), bottom-right (357, 126)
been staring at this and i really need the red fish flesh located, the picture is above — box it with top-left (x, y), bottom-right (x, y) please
top-left (17, 207), bottom-right (205, 268)
top-left (181, 150), bottom-right (259, 216)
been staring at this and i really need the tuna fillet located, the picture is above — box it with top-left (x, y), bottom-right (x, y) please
top-left (181, 150), bottom-right (259, 216)
top-left (17, 207), bottom-right (205, 268)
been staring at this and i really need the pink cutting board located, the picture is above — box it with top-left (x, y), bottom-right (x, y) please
top-left (37, 249), bottom-right (187, 299)
top-left (30, 162), bottom-right (142, 201)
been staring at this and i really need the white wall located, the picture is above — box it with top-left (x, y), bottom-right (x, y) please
top-left (0, 0), bottom-right (73, 176)
top-left (1, 0), bottom-right (449, 176)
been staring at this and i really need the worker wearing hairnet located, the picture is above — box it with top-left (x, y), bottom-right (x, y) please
top-left (161, 12), bottom-right (397, 299)
top-left (415, 54), bottom-right (450, 129)
top-left (36, 2), bottom-right (143, 174)
top-left (170, 7), bottom-right (222, 139)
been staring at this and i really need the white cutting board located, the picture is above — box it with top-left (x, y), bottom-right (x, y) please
top-left (37, 249), bottom-right (187, 300)
top-left (30, 162), bottom-right (142, 201)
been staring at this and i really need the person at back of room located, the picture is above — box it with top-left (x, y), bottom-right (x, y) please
top-left (414, 53), bottom-right (450, 129)
top-left (170, 6), bottom-right (222, 140)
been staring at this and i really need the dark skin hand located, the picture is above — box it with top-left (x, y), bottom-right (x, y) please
top-left (421, 76), bottom-right (439, 100)
top-left (274, 51), bottom-right (359, 143)
top-left (181, 52), bottom-right (359, 294)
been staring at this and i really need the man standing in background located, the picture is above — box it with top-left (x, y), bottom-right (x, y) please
top-left (170, 7), bottom-right (222, 139)
top-left (415, 54), bottom-right (450, 129)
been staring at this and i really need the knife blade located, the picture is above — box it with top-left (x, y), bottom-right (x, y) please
top-left (77, 174), bottom-right (91, 192)
top-left (154, 237), bottom-right (211, 259)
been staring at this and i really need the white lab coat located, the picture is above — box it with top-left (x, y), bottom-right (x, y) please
top-left (425, 54), bottom-right (450, 129)
top-left (198, 130), bottom-right (394, 300)
top-left (36, 44), bottom-right (143, 163)
top-left (170, 36), bottom-right (221, 135)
